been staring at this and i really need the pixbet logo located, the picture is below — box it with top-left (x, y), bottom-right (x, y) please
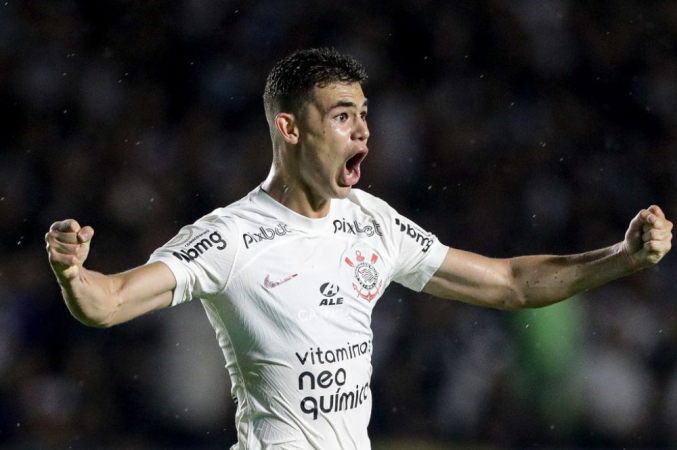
top-left (172, 231), bottom-right (227, 262)
top-left (394, 218), bottom-right (434, 253)
top-left (333, 218), bottom-right (383, 237)
top-left (243, 223), bottom-right (290, 249)
top-left (319, 282), bottom-right (343, 306)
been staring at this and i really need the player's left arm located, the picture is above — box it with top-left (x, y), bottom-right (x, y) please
top-left (422, 205), bottom-right (672, 310)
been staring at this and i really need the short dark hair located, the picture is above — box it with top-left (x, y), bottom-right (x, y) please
top-left (263, 48), bottom-right (368, 124)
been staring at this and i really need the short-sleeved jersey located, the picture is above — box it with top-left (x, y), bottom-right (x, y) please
top-left (148, 186), bottom-right (448, 450)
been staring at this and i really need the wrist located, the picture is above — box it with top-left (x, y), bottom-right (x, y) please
top-left (612, 241), bottom-right (643, 274)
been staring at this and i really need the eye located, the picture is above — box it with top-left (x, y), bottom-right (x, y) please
top-left (360, 111), bottom-right (368, 121)
top-left (336, 112), bottom-right (349, 122)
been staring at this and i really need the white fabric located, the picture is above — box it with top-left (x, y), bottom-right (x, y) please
top-left (148, 186), bottom-right (448, 450)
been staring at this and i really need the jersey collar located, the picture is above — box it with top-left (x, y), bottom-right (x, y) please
top-left (250, 186), bottom-right (335, 234)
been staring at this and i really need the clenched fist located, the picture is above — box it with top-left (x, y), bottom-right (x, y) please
top-left (621, 205), bottom-right (673, 270)
top-left (45, 219), bottom-right (95, 282)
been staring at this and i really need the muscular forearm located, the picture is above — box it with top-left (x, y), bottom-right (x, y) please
top-left (58, 268), bottom-right (123, 328)
top-left (58, 264), bottom-right (175, 327)
top-left (47, 220), bottom-right (175, 328)
top-left (509, 243), bottom-right (634, 308)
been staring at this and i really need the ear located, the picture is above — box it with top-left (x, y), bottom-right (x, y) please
top-left (275, 113), bottom-right (299, 145)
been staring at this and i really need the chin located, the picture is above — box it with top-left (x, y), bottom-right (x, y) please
top-left (333, 184), bottom-right (353, 199)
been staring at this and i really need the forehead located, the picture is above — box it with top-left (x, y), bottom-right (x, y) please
top-left (310, 82), bottom-right (366, 109)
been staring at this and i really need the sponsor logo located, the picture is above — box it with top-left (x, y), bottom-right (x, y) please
top-left (264, 273), bottom-right (298, 289)
top-left (333, 218), bottom-right (383, 237)
top-left (394, 217), bottom-right (434, 253)
top-left (243, 223), bottom-right (290, 249)
top-left (165, 228), bottom-right (194, 248)
top-left (319, 282), bottom-right (339, 297)
top-left (172, 231), bottom-right (227, 262)
top-left (319, 282), bottom-right (343, 306)
top-left (344, 250), bottom-right (382, 302)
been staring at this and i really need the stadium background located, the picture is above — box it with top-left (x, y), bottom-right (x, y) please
top-left (1, 1), bottom-right (676, 448)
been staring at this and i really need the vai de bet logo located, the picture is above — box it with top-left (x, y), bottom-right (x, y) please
top-left (344, 250), bottom-right (382, 302)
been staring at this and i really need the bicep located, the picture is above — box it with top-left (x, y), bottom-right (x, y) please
top-left (108, 261), bottom-right (176, 325)
top-left (422, 247), bottom-right (516, 309)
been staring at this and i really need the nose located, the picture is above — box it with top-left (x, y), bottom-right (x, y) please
top-left (353, 117), bottom-right (370, 142)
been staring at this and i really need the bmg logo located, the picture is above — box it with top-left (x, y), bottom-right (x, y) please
top-left (172, 231), bottom-right (227, 262)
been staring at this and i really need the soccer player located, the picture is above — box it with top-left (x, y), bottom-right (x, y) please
top-left (46, 48), bottom-right (672, 450)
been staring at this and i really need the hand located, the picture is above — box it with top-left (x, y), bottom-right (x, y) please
top-left (45, 219), bottom-right (95, 282)
top-left (621, 205), bottom-right (673, 270)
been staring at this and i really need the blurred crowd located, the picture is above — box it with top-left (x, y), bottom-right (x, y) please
top-left (1, 0), bottom-right (676, 448)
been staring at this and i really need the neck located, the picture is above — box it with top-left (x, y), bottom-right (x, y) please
top-left (261, 166), bottom-right (331, 219)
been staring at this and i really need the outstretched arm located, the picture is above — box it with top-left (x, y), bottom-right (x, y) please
top-left (46, 219), bottom-right (175, 327)
top-left (423, 205), bottom-right (673, 310)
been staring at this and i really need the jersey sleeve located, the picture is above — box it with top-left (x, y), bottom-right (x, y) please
top-left (387, 213), bottom-right (448, 292)
top-left (147, 215), bottom-right (240, 306)
top-left (350, 190), bottom-right (448, 292)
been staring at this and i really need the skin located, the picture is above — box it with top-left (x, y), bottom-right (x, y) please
top-left (262, 82), bottom-right (370, 217)
top-left (46, 81), bottom-right (673, 327)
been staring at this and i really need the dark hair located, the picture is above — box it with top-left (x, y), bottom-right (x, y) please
top-left (263, 48), bottom-right (368, 124)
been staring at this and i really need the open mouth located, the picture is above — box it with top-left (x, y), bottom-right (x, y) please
top-left (341, 149), bottom-right (368, 187)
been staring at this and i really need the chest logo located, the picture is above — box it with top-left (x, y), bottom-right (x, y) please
top-left (264, 273), bottom-right (298, 289)
top-left (344, 250), bottom-right (382, 302)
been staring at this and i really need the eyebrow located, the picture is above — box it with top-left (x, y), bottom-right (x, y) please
top-left (328, 98), bottom-right (369, 111)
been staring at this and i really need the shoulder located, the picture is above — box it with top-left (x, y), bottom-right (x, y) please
top-left (194, 188), bottom-right (265, 231)
top-left (346, 189), bottom-right (398, 218)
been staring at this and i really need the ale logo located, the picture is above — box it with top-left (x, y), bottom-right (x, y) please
top-left (318, 282), bottom-right (343, 306)
top-left (320, 282), bottom-right (340, 297)
top-left (344, 250), bottom-right (382, 302)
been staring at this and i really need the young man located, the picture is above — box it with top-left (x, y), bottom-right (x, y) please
top-left (46, 48), bottom-right (672, 449)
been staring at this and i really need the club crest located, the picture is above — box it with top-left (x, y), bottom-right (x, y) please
top-left (344, 250), bottom-right (383, 302)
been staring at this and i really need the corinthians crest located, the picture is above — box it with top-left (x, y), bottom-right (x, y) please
top-left (344, 250), bottom-right (382, 302)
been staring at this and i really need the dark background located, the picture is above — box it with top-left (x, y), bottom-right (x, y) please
top-left (1, 1), bottom-right (676, 448)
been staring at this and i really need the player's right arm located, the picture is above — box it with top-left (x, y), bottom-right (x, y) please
top-left (46, 219), bottom-right (175, 328)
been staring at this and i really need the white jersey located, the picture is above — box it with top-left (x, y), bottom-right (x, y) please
top-left (148, 186), bottom-right (447, 450)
